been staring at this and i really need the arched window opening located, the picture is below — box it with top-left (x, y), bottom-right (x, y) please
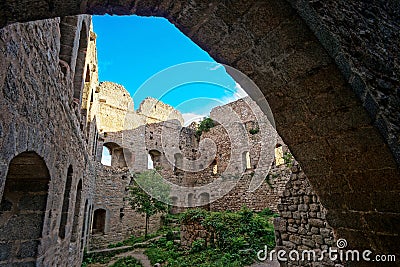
top-left (147, 154), bottom-right (154, 169)
top-left (187, 193), bottom-right (194, 208)
top-left (71, 180), bottom-right (82, 242)
top-left (148, 150), bottom-right (161, 170)
top-left (0, 152), bottom-right (50, 265)
top-left (199, 192), bottom-right (211, 211)
top-left (81, 199), bottom-right (89, 249)
top-left (174, 153), bottom-right (183, 175)
top-left (92, 209), bottom-right (107, 235)
top-left (73, 21), bottom-right (89, 104)
top-left (212, 159), bottom-right (218, 175)
top-left (242, 151), bottom-right (251, 170)
top-left (101, 142), bottom-right (127, 168)
top-left (170, 196), bottom-right (179, 214)
top-left (275, 144), bottom-right (284, 166)
top-left (119, 208), bottom-right (124, 219)
top-left (85, 64), bottom-right (91, 83)
top-left (101, 145), bottom-right (111, 166)
top-left (59, 165), bottom-right (73, 239)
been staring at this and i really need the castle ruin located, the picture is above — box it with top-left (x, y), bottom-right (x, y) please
top-left (0, 1), bottom-right (399, 266)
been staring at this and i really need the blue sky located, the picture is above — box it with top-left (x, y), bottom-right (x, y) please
top-left (92, 15), bottom-right (246, 125)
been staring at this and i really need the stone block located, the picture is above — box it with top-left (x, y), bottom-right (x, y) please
top-left (0, 242), bottom-right (12, 261)
top-left (298, 204), bottom-right (309, 212)
top-left (289, 235), bottom-right (301, 245)
top-left (308, 218), bottom-right (325, 228)
top-left (302, 238), bottom-right (315, 247)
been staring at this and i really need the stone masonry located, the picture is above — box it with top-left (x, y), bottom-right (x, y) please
top-left (1, 1), bottom-right (400, 265)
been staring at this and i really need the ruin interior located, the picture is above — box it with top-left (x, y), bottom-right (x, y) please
top-left (0, 1), bottom-right (399, 266)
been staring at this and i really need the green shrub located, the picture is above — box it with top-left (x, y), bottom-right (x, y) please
top-left (249, 128), bottom-right (259, 135)
top-left (195, 117), bottom-right (215, 137)
top-left (155, 207), bottom-right (277, 266)
top-left (191, 238), bottom-right (206, 253)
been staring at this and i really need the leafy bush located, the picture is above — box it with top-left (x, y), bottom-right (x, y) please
top-left (148, 207), bottom-right (277, 266)
top-left (191, 238), bottom-right (206, 253)
top-left (249, 128), bottom-right (259, 135)
top-left (195, 117), bottom-right (215, 137)
top-left (283, 152), bottom-right (294, 167)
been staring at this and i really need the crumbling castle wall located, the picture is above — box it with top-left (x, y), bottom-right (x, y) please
top-left (0, 16), bottom-right (97, 266)
top-left (274, 162), bottom-right (340, 266)
top-left (89, 164), bottom-right (162, 250)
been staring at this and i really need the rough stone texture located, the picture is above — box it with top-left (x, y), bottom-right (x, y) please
top-left (97, 82), bottom-right (133, 133)
top-left (0, 16), bottom-right (96, 266)
top-left (137, 97), bottom-right (184, 126)
top-left (0, 0), bottom-right (399, 264)
top-left (89, 165), bottom-right (162, 250)
top-left (274, 163), bottom-right (342, 266)
top-left (180, 219), bottom-right (210, 249)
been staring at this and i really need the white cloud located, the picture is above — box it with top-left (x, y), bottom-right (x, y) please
top-left (220, 82), bottom-right (249, 104)
top-left (234, 82), bottom-right (248, 98)
top-left (182, 112), bottom-right (206, 126)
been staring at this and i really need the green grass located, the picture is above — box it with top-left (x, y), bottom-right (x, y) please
top-left (109, 256), bottom-right (143, 267)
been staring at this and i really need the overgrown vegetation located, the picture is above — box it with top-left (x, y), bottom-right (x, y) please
top-left (249, 128), bottom-right (259, 135)
top-left (195, 117), bottom-right (215, 137)
top-left (83, 208), bottom-right (277, 267)
top-left (283, 152), bottom-right (294, 167)
top-left (145, 207), bottom-right (276, 267)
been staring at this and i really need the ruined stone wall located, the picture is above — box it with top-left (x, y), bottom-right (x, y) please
top-left (2, 1), bottom-right (399, 258)
top-left (81, 26), bottom-right (101, 159)
top-left (274, 163), bottom-right (340, 267)
top-left (90, 94), bottom-right (292, 249)
top-left (89, 164), bottom-right (161, 250)
top-left (137, 97), bottom-right (184, 125)
top-left (180, 220), bottom-right (210, 249)
top-left (97, 82), bottom-right (133, 133)
top-left (0, 16), bottom-right (96, 266)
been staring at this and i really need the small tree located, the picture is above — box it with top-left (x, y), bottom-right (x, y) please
top-left (129, 170), bottom-right (170, 237)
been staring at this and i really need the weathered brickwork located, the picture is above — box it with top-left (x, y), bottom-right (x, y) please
top-left (89, 164), bottom-right (162, 250)
top-left (90, 88), bottom-right (291, 248)
top-left (0, 16), bottom-right (96, 266)
top-left (1, 1), bottom-right (400, 265)
top-left (274, 163), bottom-right (340, 267)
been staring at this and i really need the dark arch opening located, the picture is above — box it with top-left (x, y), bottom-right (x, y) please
top-left (73, 20), bottom-right (88, 104)
top-left (92, 208), bottom-right (106, 235)
top-left (0, 152), bottom-right (50, 265)
top-left (102, 142), bottom-right (127, 168)
top-left (80, 199), bottom-right (89, 249)
top-left (59, 165), bottom-right (73, 239)
top-left (198, 192), bottom-right (211, 211)
top-left (70, 180), bottom-right (82, 243)
top-left (148, 149), bottom-right (161, 170)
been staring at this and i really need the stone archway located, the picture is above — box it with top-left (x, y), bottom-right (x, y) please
top-left (0, 0), bottom-right (399, 258)
top-left (0, 152), bottom-right (50, 265)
